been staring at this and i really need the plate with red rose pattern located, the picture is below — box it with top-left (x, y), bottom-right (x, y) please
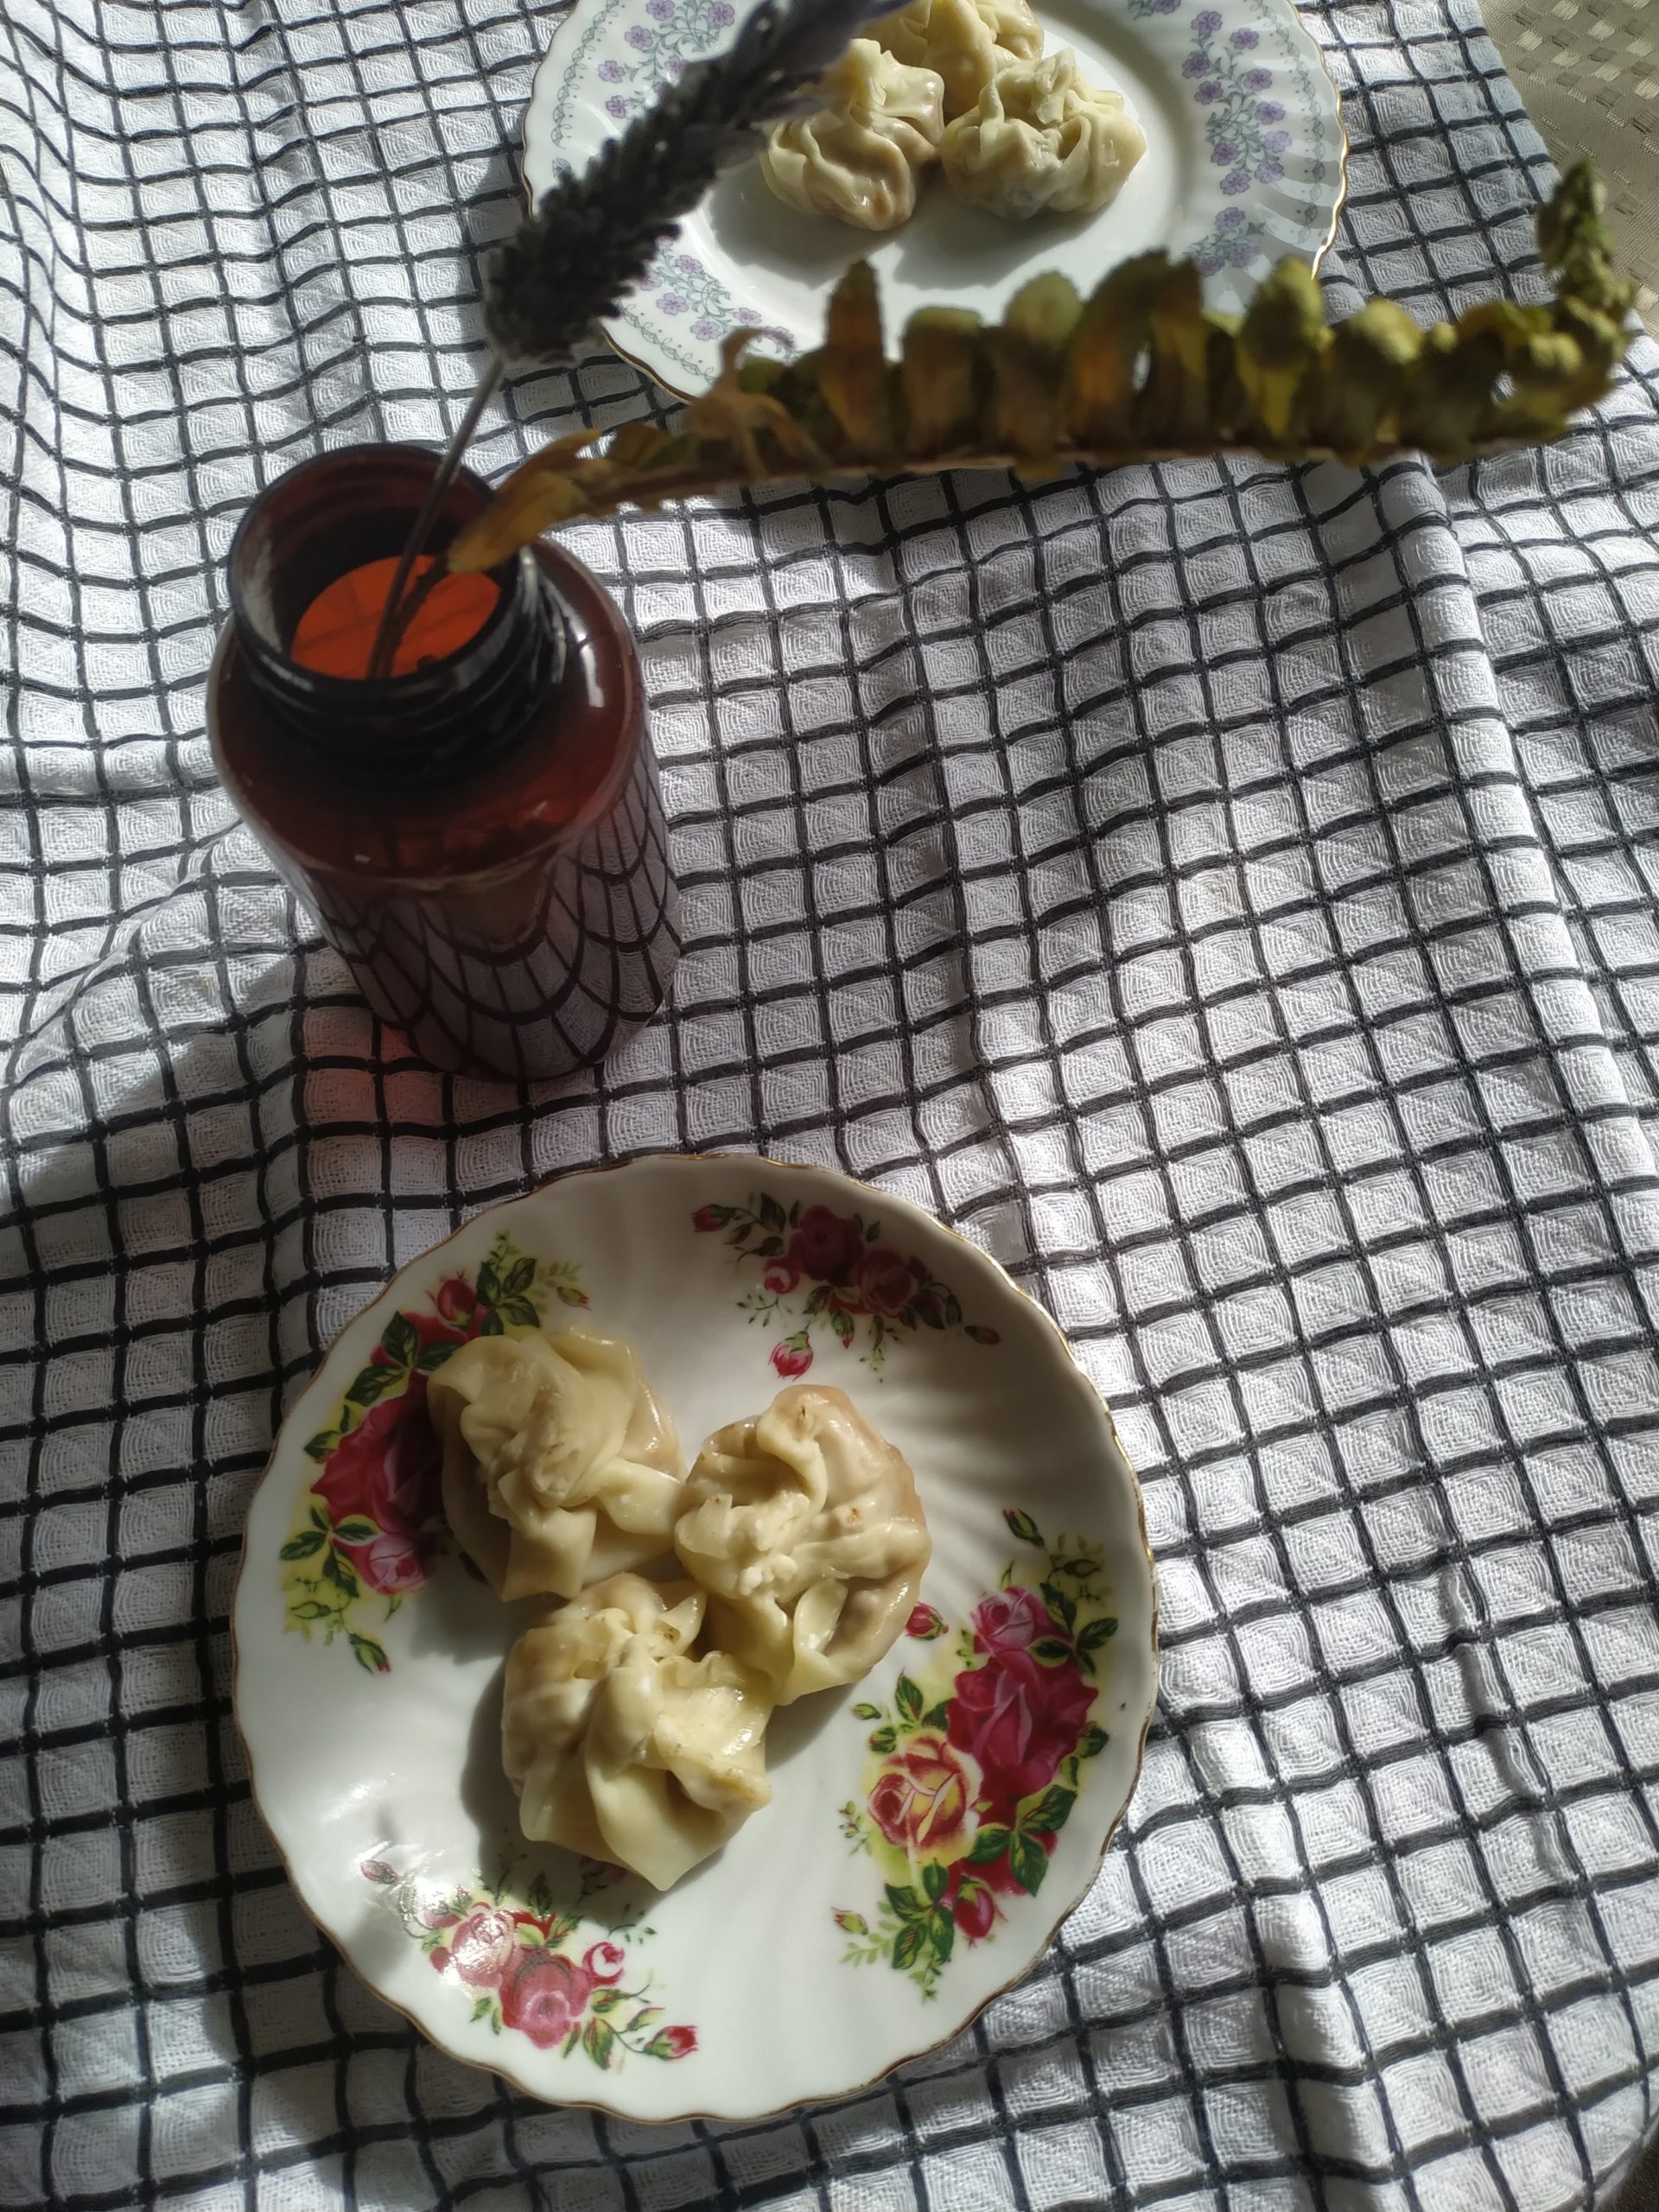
top-left (232, 1153), bottom-right (1158, 2121)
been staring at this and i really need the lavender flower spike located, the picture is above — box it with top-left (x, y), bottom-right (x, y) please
top-left (486, 0), bottom-right (908, 366)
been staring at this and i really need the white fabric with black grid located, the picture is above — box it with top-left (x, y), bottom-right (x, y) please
top-left (4, 0), bottom-right (1659, 2206)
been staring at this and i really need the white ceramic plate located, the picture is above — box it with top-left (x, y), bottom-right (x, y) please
top-left (233, 1155), bottom-right (1156, 2122)
top-left (523, 0), bottom-right (1345, 397)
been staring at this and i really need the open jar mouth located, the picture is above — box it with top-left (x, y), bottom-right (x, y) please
top-left (226, 444), bottom-right (563, 790)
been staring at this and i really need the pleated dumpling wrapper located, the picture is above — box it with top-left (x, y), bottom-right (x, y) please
top-left (503, 1574), bottom-right (775, 1891)
top-left (761, 39), bottom-right (945, 232)
top-left (875, 0), bottom-right (1043, 120)
top-left (428, 1325), bottom-right (683, 1601)
top-left (674, 1385), bottom-right (931, 1704)
top-left (941, 48), bottom-right (1146, 219)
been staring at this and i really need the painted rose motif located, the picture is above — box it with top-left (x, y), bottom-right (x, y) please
top-left (787, 1204), bottom-right (865, 1287)
top-left (694, 1191), bottom-right (1000, 1376)
top-left (583, 1941), bottom-right (626, 1985)
top-left (364, 1860), bottom-right (695, 2069)
top-left (448, 1907), bottom-right (519, 1988)
top-left (850, 1244), bottom-right (917, 1319)
top-left (353, 1529), bottom-right (430, 1596)
top-left (313, 1388), bottom-right (442, 1541)
top-left (280, 1232), bottom-right (586, 1674)
top-left (953, 1878), bottom-right (997, 1942)
top-left (969, 1586), bottom-right (1052, 1656)
top-left (501, 1952), bottom-right (594, 2048)
top-left (836, 1510), bottom-right (1118, 1996)
top-left (949, 1648), bottom-right (1096, 1808)
top-left (868, 1734), bottom-right (979, 1853)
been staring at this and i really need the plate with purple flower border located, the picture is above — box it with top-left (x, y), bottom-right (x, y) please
top-left (523, 0), bottom-right (1345, 397)
top-left (232, 1154), bottom-right (1157, 2122)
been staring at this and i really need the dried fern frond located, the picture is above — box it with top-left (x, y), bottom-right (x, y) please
top-left (450, 163), bottom-right (1633, 574)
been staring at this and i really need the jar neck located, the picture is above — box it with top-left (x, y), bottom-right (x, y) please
top-left (226, 445), bottom-right (566, 792)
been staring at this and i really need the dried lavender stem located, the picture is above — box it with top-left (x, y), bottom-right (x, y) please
top-left (367, 354), bottom-right (505, 680)
top-left (372, 556), bottom-right (448, 668)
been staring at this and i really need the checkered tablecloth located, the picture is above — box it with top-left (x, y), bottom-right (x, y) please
top-left (4, 1), bottom-right (1659, 2206)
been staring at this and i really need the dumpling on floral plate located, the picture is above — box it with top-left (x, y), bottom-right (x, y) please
top-left (503, 1573), bottom-right (775, 1891)
top-left (760, 37), bottom-right (945, 232)
top-left (674, 1384), bottom-right (931, 1703)
top-left (874, 0), bottom-right (1044, 119)
top-left (428, 1325), bottom-right (683, 1601)
top-left (941, 47), bottom-right (1146, 219)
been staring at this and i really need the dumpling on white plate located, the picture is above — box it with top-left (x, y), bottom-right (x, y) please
top-left (875, 0), bottom-right (1044, 120)
top-left (760, 38), bottom-right (944, 232)
top-left (503, 1573), bottom-right (774, 1890)
top-left (674, 1385), bottom-right (931, 1704)
top-left (428, 1325), bottom-right (683, 1601)
top-left (941, 48), bottom-right (1146, 219)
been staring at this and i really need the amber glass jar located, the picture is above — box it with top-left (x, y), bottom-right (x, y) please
top-left (207, 446), bottom-right (678, 1081)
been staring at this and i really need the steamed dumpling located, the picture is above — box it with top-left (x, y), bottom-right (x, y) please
top-left (503, 1574), bottom-right (774, 1890)
top-left (761, 39), bottom-right (944, 232)
top-left (673, 1385), bottom-right (931, 1703)
top-left (875, 0), bottom-right (1044, 119)
top-left (940, 48), bottom-right (1146, 219)
top-left (428, 1325), bottom-right (683, 1601)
